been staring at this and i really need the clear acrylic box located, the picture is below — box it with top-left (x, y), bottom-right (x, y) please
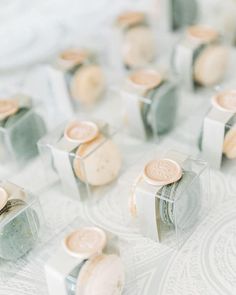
top-left (122, 150), bottom-right (208, 249)
top-left (47, 48), bottom-right (106, 117)
top-left (199, 89), bottom-right (236, 169)
top-left (172, 25), bottom-right (229, 90)
top-left (0, 96), bottom-right (46, 168)
top-left (43, 219), bottom-right (136, 295)
top-left (38, 119), bottom-right (122, 201)
top-left (120, 68), bottom-right (179, 140)
top-left (0, 180), bottom-right (44, 279)
top-left (109, 11), bottom-right (157, 73)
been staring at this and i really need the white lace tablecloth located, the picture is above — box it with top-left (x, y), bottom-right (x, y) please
top-left (1, 1), bottom-right (236, 295)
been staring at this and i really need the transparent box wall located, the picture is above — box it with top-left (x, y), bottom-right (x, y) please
top-left (120, 77), bottom-right (178, 141)
top-left (47, 49), bottom-right (107, 118)
top-left (121, 150), bottom-right (209, 249)
top-left (43, 219), bottom-right (137, 295)
top-left (0, 181), bottom-right (44, 280)
top-left (109, 11), bottom-right (157, 73)
top-left (0, 107), bottom-right (46, 167)
top-left (199, 110), bottom-right (236, 169)
top-left (38, 120), bottom-right (122, 201)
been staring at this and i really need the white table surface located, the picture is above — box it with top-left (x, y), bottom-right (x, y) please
top-left (1, 1), bottom-right (236, 295)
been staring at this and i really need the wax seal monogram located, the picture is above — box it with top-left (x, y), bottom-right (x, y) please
top-left (0, 99), bottom-right (19, 121)
top-left (128, 69), bottom-right (162, 91)
top-left (212, 90), bottom-right (236, 113)
top-left (63, 227), bottom-right (107, 259)
top-left (64, 120), bottom-right (99, 143)
top-left (143, 158), bottom-right (183, 186)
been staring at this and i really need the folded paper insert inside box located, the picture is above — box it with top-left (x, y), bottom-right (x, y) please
top-left (47, 48), bottom-right (106, 117)
top-left (121, 68), bottom-right (178, 140)
top-left (129, 150), bottom-right (208, 248)
top-left (0, 181), bottom-right (44, 278)
top-left (45, 226), bottom-right (125, 295)
top-left (172, 25), bottom-right (229, 90)
top-left (38, 120), bottom-right (122, 200)
top-left (0, 95), bottom-right (46, 166)
top-left (200, 89), bottom-right (236, 169)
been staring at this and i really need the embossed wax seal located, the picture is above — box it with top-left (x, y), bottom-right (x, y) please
top-left (64, 120), bottom-right (99, 143)
top-left (116, 11), bottom-right (145, 28)
top-left (187, 25), bottom-right (219, 44)
top-left (143, 158), bottom-right (183, 186)
top-left (0, 187), bottom-right (8, 211)
top-left (128, 69), bottom-right (162, 91)
top-left (0, 99), bottom-right (19, 121)
top-left (63, 227), bottom-right (107, 259)
top-left (212, 90), bottom-right (236, 113)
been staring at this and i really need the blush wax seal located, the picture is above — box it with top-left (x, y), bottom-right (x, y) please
top-left (0, 99), bottom-right (19, 121)
top-left (128, 69), bottom-right (162, 92)
top-left (57, 48), bottom-right (89, 70)
top-left (143, 158), bottom-right (183, 186)
top-left (187, 25), bottom-right (219, 44)
top-left (116, 11), bottom-right (145, 28)
top-left (212, 90), bottom-right (236, 113)
top-left (63, 227), bottom-right (107, 259)
top-left (64, 120), bottom-right (99, 144)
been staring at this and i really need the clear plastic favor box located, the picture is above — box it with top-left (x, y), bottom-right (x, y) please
top-left (172, 25), bottom-right (229, 91)
top-left (122, 149), bottom-right (209, 249)
top-left (120, 68), bottom-right (179, 140)
top-left (0, 180), bottom-right (44, 280)
top-left (0, 95), bottom-right (46, 168)
top-left (47, 48), bottom-right (106, 118)
top-left (43, 219), bottom-right (136, 295)
top-left (199, 89), bottom-right (236, 169)
top-left (109, 11), bottom-right (157, 73)
top-left (38, 119), bottom-right (122, 201)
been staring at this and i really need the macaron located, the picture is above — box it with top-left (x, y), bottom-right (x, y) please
top-left (70, 64), bottom-right (105, 105)
top-left (0, 199), bottom-right (40, 261)
top-left (223, 125), bottom-right (236, 159)
top-left (122, 26), bottom-right (156, 68)
top-left (193, 45), bottom-right (228, 86)
top-left (76, 254), bottom-right (125, 295)
top-left (73, 134), bottom-right (122, 186)
top-left (159, 171), bottom-right (200, 230)
top-left (5, 108), bottom-right (46, 161)
top-left (0, 99), bottom-right (19, 121)
top-left (0, 187), bottom-right (8, 212)
top-left (171, 0), bottom-right (198, 30)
